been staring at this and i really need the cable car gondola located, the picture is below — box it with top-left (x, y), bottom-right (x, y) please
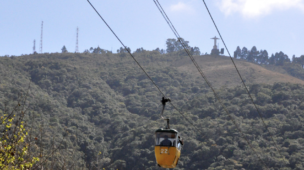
top-left (155, 97), bottom-right (183, 168)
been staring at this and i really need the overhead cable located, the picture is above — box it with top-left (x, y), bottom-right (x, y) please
top-left (87, 0), bottom-right (203, 136)
top-left (200, 0), bottom-right (284, 159)
top-left (153, 0), bottom-right (267, 167)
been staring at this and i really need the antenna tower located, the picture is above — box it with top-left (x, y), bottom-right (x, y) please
top-left (75, 27), bottom-right (79, 53)
top-left (33, 40), bottom-right (36, 53)
top-left (40, 21), bottom-right (43, 53)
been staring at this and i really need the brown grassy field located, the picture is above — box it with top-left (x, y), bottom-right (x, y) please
top-left (173, 55), bottom-right (304, 88)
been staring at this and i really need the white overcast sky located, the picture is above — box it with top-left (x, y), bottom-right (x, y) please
top-left (1, 0), bottom-right (304, 58)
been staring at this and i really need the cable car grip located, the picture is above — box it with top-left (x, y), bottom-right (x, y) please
top-left (160, 97), bottom-right (171, 117)
top-left (160, 97), bottom-right (171, 129)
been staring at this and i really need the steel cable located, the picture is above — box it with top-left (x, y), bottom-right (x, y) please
top-left (87, 0), bottom-right (204, 137)
top-left (200, 0), bottom-right (285, 160)
top-left (154, 0), bottom-right (268, 168)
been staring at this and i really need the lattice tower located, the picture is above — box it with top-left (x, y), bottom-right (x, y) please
top-left (40, 21), bottom-right (43, 53)
top-left (75, 27), bottom-right (79, 53)
top-left (33, 39), bottom-right (36, 53)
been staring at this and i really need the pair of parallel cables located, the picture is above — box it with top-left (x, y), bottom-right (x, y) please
top-left (154, 0), bottom-right (285, 166)
top-left (86, 0), bottom-right (204, 137)
top-left (153, 0), bottom-right (268, 167)
top-left (87, 0), bottom-right (285, 168)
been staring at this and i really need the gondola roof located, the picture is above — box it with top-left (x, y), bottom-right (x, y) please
top-left (155, 128), bottom-right (178, 133)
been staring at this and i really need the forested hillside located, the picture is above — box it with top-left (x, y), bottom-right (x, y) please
top-left (1, 51), bottom-right (304, 169)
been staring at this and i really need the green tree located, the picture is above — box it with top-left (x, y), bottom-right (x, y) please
top-left (259, 50), bottom-right (269, 64)
top-left (234, 46), bottom-right (241, 59)
top-left (134, 47), bottom-right (146, 53)
top-left (0, 95), bottom-right (39, 169)
top-left (166, 38), bottom-right (176, 53)
top-left (191, 47), bottom-right (201, 55)
top-left (241, 47), bottom-right (248, 59)
top-left (93, 46), bottom-right (107, 54)
top-left (166, 38), bottom-right (190, 54)
top-left (297, 55), bottom-right (304, 68)
top-left (61, 46), bottom-right (68, 53)
top-left (247, 46), bottom-right (258, 62)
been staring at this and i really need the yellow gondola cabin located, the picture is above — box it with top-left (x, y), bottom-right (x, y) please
top-left (155, 128), bottom-right (182, 168)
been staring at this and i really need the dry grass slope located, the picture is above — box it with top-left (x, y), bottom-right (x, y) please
top-left (173, 55), bottom-right (304, 88)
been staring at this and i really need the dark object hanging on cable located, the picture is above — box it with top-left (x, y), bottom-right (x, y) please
top-left (160, 97), bottom-right (171, 119)
top-left (221, 48), bottom-right (224, 54)
top-left (155, 97), bottom-right (183, 168)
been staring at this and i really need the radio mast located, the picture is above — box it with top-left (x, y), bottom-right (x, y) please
top-left (40, 21), bottom-right (43, 53)
top-left (33, 40), bottom-right (36, 54)
top-left (75, 27), bottom-right (79, 53)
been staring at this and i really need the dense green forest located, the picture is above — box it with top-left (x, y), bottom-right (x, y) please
top-left (1, 50), bottom-right (304, 169)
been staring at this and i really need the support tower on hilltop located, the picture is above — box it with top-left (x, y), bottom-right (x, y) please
top-left (33, 40), bottom-right (36, 54)
top-left (75, 27), bottom-right (79, 53)
top-left (40, 21), bottom-right (43, 53)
